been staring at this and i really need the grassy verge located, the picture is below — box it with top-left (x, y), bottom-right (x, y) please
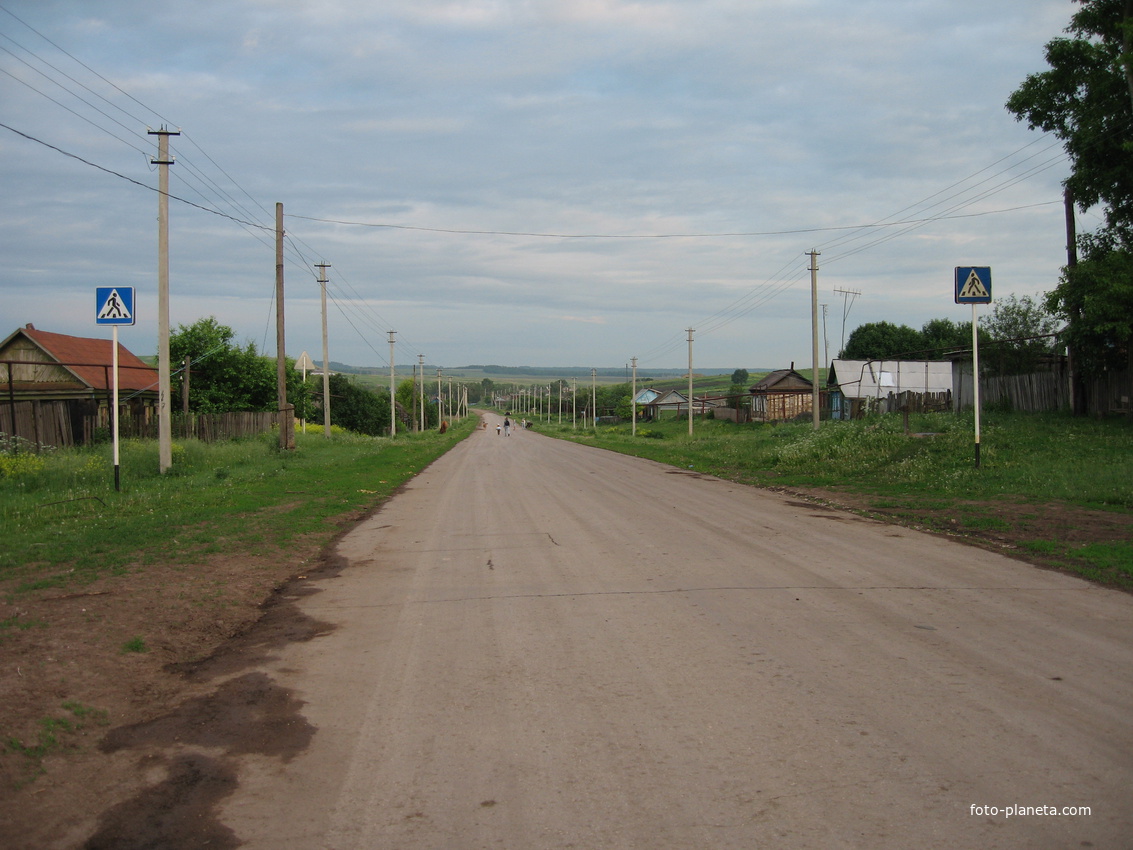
top-left (542, 411), bottom-right (1133, 587)
top-left (0, 417), bottom-right (478, 596)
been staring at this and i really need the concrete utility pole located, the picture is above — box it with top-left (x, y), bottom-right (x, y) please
top-left (436, 367), bottom-right (443, 429)
top-left (686, 328), bottom-right (695, 436)
top-left (316, 262), bottom-right (332, 437)
top-left (808, 250), bottom-right (821, 431)
top-left (591, 368), bottom-right (597, 429)
top-left (631, 356), bottom-right (638, 436)
top-left (275, 203), bottom-right (294, 450)
top-left (388, 331), bottom-right (396, 436)
top-left (148, 126), bottom-right (178, 473)
top-left (418, 354), bottom-right (425, 432)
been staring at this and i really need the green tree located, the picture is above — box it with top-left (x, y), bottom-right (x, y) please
top-left (981, 294), bottom-right (1063, 375)
top-left (841, 321), bottom-right (924, 360)
top-left (394, 378), bottom-right (438, 429)
top-left (725, 383), bottom-right (748, 411)
top-left (730, 368), bottom-right (750, 386)
top-left (920, 318), bottom-right (975, 356)
top-left (1057, 250), bottom-right (1133, 373)
top-left (170, 317), bottom-right (309, 416)
top-left (326, 373), bottom-right (390, 436)
top-left (1006, 0), bottom-right (1133, 382)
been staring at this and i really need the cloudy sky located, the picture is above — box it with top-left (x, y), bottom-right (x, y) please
top-left (1, 0), bottom-right (1079, 372)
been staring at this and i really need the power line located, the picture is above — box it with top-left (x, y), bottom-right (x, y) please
top-left (284, 202), bottom-right (1061, 241)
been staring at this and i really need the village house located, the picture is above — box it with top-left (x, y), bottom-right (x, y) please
top-left (749, 366), bottom-right (815, 422)
top-left (0, 324), bottom-right (159, 448)
top-left (638, 388), bottom-right (719, 421)
top-left (827, 359), bottom-right (953, 420)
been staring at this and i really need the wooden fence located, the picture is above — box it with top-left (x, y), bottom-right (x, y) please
top-left (954, 367), bottom-right (1130, 415)
top-left (1, 399), bottom-right (79, 449)
top-left (979, 373), bottom-right (1069, 413)
top-left (93, 410), bottom-right (280, 443)
top-left (3, 400), bottom-right (286, 450)
top-left (1088, 369), bottom-right (1133, 416)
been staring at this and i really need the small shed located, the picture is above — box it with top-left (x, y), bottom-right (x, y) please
top-left (0, 324), bottom-right (159, 447)
top-left (749, 366), bottom-right (814, 422)
top-left (827, 359), bottom-right (952, 420)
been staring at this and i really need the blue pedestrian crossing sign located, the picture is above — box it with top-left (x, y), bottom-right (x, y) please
top-left (95, 287), bottom-right (135, 326)
top-left (955, 267), bottom-right (992, 304)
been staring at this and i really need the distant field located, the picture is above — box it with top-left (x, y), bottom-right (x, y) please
top-left (341, 367), bottom-right (785, 391)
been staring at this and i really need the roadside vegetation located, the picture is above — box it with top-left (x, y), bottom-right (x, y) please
top-left (542, 411), bottom-right (1133, 588)
top-left (0, 418), bottom-right (478, 596)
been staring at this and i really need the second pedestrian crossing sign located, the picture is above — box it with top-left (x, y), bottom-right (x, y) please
top-left (955, 267), bottom-right (992, 304)
top-left (95, 287), bottom-right (135, 325)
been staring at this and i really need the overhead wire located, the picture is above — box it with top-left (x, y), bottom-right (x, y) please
top-left (0, 0), bottom-right (1087, 370)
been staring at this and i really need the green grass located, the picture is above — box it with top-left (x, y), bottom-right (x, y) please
top-left (0, 417), bottom-right (478, 595)
top-left (543, 411), bottom-right (1132, 508)
top-left (120, 636), bottom-right (148, 654)
top-left (542, 410), bottom-right (1133, 584)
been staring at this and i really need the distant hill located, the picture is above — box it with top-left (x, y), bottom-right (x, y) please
top-left (313, 361), bottom-right (772, 379)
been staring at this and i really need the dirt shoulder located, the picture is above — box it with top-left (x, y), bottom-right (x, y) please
top-left (783, 486), bottom-right (1133, 589)
top-left (0, 529), bottom-right (345, 850)
top-left (0, 488), bottom-right (1129, 848)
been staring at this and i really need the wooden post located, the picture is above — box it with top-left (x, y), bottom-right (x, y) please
top-left (182, 355), bottom-right (191, 416)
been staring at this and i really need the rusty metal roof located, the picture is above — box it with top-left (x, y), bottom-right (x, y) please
top-left (1, 325), bottom-right (158, 393)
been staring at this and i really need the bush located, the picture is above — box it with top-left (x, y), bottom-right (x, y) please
top-left (0, 454), bottom-right (46, 478)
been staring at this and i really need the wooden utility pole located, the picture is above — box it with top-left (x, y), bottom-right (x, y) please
top-left (1064, 186), bottom-right (1085, 415)
top-left (808, 250), bottom-right (821, 430)
top-left (182, 355), bottom-right (191, 415)
top-left (148, 126), bottom-right (178, 472)
top-left (316, 262), bottom-right (332, 437)
top-left (275, 203), bottom-right (294, 450)
top-left (834, 287), bottom-right (861, 357)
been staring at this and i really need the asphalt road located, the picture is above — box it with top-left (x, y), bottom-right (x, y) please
top-left (219, 415), bottom-right (1133, 849)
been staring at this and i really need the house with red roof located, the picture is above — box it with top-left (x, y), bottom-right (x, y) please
top-left (0, 324), bottom-right (159, 448)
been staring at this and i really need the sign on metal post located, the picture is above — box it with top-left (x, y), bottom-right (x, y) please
top-left (954, 267), bottom-right (992, 304)
top-left (95, 287), bottom-right (135, 491)
top-left (954, 268), bottom-right (991, 468)
top-left (96, 287), bottom-right (135, 326)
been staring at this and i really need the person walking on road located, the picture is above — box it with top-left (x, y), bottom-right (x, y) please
top-left (503, 417), bottom-right (511, 436)
top-left (496, 423), bottom-right (501, 435)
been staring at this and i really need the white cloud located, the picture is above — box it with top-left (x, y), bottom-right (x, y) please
top-left (0, 0), bottom-right (1075, 369)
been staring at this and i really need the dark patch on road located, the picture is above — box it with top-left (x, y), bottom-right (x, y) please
top-left (82, 754), bottom-right (240, 850)
top-left (100, 672), bottom-right (314, 759)
top-left (168, 557), bottom-right (342, 683)
top-left (88, 557), bottom-right (340, 849)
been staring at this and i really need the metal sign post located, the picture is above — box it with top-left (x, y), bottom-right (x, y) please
top-left (96, 287), bottom-right (136, 491)
top-left (955, 268), bottom-right (992, 468)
